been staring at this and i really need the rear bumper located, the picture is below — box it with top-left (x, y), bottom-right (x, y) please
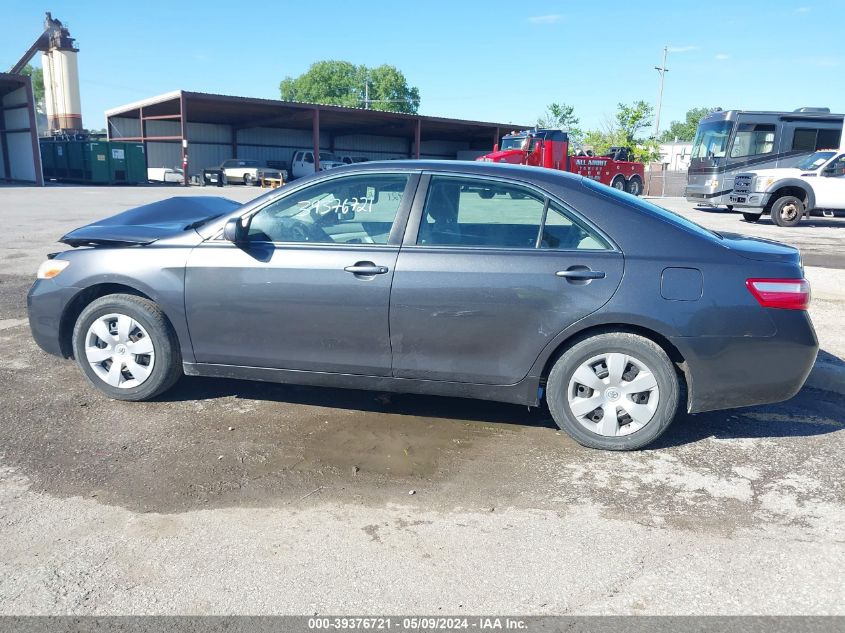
top-left (27, 279), bottom-right (78, 358)
top-left (673, 309), bottom-right (819, 413)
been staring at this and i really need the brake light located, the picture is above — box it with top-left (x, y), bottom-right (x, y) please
top-left (746, 278), bottom-right (811, 310)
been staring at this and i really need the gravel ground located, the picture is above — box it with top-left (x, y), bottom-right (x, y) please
top-left (0, 184), bottom-right (842, 615)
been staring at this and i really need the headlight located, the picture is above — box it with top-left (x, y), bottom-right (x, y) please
top-left (755, 176), bottom-right (777, 192)
top-left (36, 259), bottom-right (69, 280)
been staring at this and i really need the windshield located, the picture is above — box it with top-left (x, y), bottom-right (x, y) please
top-left (691, 120), bottom-right (734, 167)
top-left (796, 150), bottom-right (836, 171)
top-left (320, 153), bottom-right (341, 162)
top-left (500, 136), bottom-right (528, 150)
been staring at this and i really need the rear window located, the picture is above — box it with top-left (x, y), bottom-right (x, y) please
top-left (582, 179), bottom-right (722, 241)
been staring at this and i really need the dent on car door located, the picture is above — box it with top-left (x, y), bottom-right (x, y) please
top-left (389, 174), bottom-right (624, 385)
top-left (184, 172), bottom-right (419, 375)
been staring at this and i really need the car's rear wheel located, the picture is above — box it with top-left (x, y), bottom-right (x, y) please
top-left (72, 294), bottom-right (182, 401)
top-left (611, 176), bottom-right (626, 191)
top-left (771, 195), bottom-right (804, 227)
top-left (546, 332), bottom-right (680, 450)
top-left (626, 176), bottom-right (643, 196)
top-left (243, 173), bottom-right (254, 186)
top-left (742, 212), bottom-right (762, 223)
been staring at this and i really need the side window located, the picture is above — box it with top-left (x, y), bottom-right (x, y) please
top-left (730, 124), bottom-right (775, 159)
top-left (792, 128), bottom-right (840, 152)
top-left (825, 155), bottom-right (845, 177)
top-left (541, 202), bottom-right (610, 250)
top-left (247, 173), bottom-right (410, 245)
top-left (417, 176), bottom-right (545, 248)
top-left (304, 152), bottom-right (314, 164)
top-left (293, 152), bottom-right (302, 162)
top-left (221, 159), bottom-right (235, 168)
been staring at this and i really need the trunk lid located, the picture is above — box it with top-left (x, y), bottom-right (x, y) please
top-left (60, 196), bottom-right (241, 247)
top-left (719, 232), bottom-right (802, 264)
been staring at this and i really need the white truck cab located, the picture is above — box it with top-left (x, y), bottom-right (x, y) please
top-left (290, 151), bottom-right (346, 179)
top-left (730, 150), bottom-right (845, 226)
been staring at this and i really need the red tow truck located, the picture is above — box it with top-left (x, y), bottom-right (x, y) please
top-left (477, 129), bottom-right (646, 196)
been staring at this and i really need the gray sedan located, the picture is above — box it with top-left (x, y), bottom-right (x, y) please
top-left (28, 161), bottom-right (818, 450)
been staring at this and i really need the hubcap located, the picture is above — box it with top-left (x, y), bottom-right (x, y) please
top-left (84, 313), bottom-right (155, 389)
top-left (782, 203), bottom-right (799, 221)
top-left (567, 352), bottom-right (660, 437)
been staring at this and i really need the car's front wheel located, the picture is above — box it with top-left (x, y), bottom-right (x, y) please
top-left (771, 195), bottom-right (805, 227)
top-left (243, 173), bottom-right (254, 186)
top-left (546, 332), bottom-right (680, 450)
top-left (742, 212), bottom-right (762, 223)
top-left (72, 294), bottom-right (182, 401)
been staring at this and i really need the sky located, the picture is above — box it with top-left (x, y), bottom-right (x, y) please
top-left (3, 0), bottom-right (844, 136)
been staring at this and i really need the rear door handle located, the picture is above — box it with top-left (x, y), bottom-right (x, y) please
top-left (556, 269), bottom-right (605, 280)
top-left (344, 262), bottom-right (389, 275)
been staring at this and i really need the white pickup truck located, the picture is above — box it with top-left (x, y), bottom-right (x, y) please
top-left (290, 151), bottom-right (346, 179)
top-left (729, 149), bottom-right (845, 226)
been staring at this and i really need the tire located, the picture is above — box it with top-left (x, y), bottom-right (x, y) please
top-left (771, 195), bottom-right (805, 227)
top-left (611, 176), bottom-right (626, 191)
top-left (478, 189), bottom-right (494, 199)
top-left (625, 176), bottom-right (643, 196)
top-left (546, 332), bottom-right (680, 450)
top-left (72, 294), bottom-right (183, 401)
top-left (243, 173), bottom-right (254, 186)
top-left (742, 212), bottom-right (762, 223)
top-left (726, 205), bottom-right (734, 212)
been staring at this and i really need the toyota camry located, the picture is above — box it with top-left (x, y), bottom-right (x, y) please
top-left (28, 161), bottom-right (818, 450)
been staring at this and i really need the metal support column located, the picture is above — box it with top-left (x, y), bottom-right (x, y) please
top-left (414, 119), bottom-right (421, 159)
top-left (312, 107), bottom-right (320, 172)
top-left (179, 92), bottom-right (188, 186)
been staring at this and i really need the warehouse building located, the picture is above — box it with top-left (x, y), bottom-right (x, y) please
top-left (0, 72), bottom-right (43, 185)
top-left (105, 90), bottom-right (519, 180)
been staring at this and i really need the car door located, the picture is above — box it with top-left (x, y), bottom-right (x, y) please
top-left (185, 171), bottom-right (419, 375)
top-left (389, 173), bottom-right (624, 385)
top-left (813, 154), bottom-right (845, 208)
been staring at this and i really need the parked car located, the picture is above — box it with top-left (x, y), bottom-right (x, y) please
top-left (28, 162), bottom-right (817, 450)
top-left (218, 159), bottom-right (285, 186)
top-left (147, 167), bottom-right (184, 184)
top-left (340, 155), bottom-right (369, 165)
top-left (290, 151), bottom-right (345, 179)
top-left (729, 149), bottom-right (845, 226)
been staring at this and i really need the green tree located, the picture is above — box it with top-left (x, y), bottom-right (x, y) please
top-left (280, 60), bottom-right (420, 113)
top-left (658, 106), bottom-right (721, 142)
top-left (581, 102), bottom-right (661, 163)
top-left (537, 102), bottom-right (583, 146)
top-left (19, 64), bottom-right (45, 111)
top-left (615, 100), bottom-right (654, 145)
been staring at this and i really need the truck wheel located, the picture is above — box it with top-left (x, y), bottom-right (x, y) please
top-left (726, 205), bottom-right (734, 211)
top-left (771, 196), bottom-right (805, 227)
top-left (243, 173), bottom-right (254, 186)
top-left (742, 212), bottom-right (762, 223)
top-left (611, 176), bottom-right (626, 191)
top-left (626, 176), bottom-right (643, 196)
top-left (478, 190), bottom-right (494, 199)
top-left (546, 332), bottom-right (680, 451)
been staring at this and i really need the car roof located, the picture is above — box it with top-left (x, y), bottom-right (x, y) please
top-left (333, 159), bottom-right (586, 190)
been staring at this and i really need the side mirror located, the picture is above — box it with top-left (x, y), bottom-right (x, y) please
top-left (223, 218), bottom-right (247, 243)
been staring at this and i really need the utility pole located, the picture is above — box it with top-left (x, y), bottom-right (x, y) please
top-left (654, 46), bottom-right (669, 138)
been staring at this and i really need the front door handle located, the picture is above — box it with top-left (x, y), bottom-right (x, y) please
top-left (344, 262), bottom-right (389, 276)
top-left (556, 269), bottom-right (606, 280)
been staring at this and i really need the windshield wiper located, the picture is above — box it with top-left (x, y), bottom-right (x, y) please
top-left (184, 214), bottom-right (223, 231)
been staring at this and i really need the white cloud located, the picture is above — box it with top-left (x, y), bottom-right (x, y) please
top-left (528, 14), bottom-right (563, 24)
top-left (715, 53), bottom-right (730, 60)
top-left (667, 45), bottom-right (699, 53)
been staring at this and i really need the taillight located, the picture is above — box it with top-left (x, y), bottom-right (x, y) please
top-left (746, 278), bottom-right (811, 310)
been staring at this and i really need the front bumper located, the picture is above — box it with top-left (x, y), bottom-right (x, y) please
top-left (728, 191), bottom-right (771, 209)
top-left (673, 308), bottom-right (818, 413)
top-left (27, 279), bottom-right (79, 358)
